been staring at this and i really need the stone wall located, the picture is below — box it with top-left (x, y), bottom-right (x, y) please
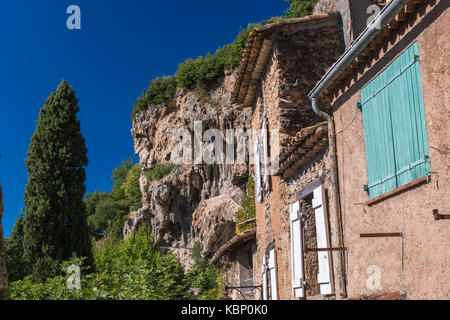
top-left (330, 0), bottom-right (450, 299)
top-left (250, 18), bottom-right (344, 298)
top-left (0, 185), bottom-right (7, 300)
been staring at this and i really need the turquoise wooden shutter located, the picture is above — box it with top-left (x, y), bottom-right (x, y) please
top-left (362, 71), bottom-right (397, 198)
top-left (361, 42), bottom-right (430, 199)
top-left (388, 42), bottom-right (430, 188)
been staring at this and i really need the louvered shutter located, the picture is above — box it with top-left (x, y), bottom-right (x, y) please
top-left (262, 255), bottom-right (268, 300)
top-left (254, 140), bottom-right (262, 202)
top-left (361, 41), bottom-right (430, 199)
top-left (388, 42), bottom-right (430, 188)
top-left (268, 248), bottom-right (278, 300)
top-left (361, 67), bottom-right (397, 198)
top-left (290, 201), bottom-right (305, 298)
top-left (312, 185), bottom-right (333, 295)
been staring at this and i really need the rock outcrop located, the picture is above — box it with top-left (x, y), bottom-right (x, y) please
top-left (0, 185), bottom-right (8, 300)
top-left (125, 73), bottom-right (250, 269)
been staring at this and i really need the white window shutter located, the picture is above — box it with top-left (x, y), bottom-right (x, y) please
top-left (312, 185), bottom-right (333, 295)
top-left (290, 201), bottom-right (305, 298)
top-left (260, 119), bottom-right (269, 191)
top-left (254, 140), bottom-right (262, 202)
top-left (262, 255), bottom-right (268, 300)
top-left (268, 248), bottom-right (278, 300)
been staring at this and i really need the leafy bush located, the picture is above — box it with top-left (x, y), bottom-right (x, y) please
top-left (8, 228), bottom-right (187, 300)
top-left (131, 76), bottom-right (177, 120)
top-left (131, 23), bottom-right (259, 120)
top-left (185, 242), bottom-right (220, 300)
top-left (235, 177), bottom-right (256, 234)
top-left (146, 163), bottom-right (176, 182)
top-left (131, 2), bottom-right (321, 120)
top-left (284, 0), bottom-right (319, 18)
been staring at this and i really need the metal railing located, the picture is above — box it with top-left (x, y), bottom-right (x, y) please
top-left (225, 279), bottom-right (262, 300)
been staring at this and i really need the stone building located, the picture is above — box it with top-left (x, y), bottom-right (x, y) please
top-left (0, 185), bottom-right (8, 300)
top-left (308, 0), bottom-right (450, 299)
top-left (230, 14), bottom-right (346, 300)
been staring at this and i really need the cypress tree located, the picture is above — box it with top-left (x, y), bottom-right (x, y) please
top-left (23, 80), bottom-right (93, 277)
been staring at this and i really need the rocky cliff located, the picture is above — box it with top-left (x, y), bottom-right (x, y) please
top-left (0, 185), bottom-right (8, 300)
top-left (125, 73), bottom-right (250, 269)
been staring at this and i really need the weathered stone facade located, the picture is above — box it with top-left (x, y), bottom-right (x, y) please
top-left (0, 185), bottom-right (8, 300)
top-left (325, 0), bottom-right (450, 299)
top-left (232, 15), bottom-right (345, 300)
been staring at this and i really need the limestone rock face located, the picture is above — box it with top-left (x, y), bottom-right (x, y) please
top-left (126, 74), bottom-right (250, 269)
top-left (192, 186), bottom-right (243, 260)
top-left (0, 185), bottom-right (8, 300)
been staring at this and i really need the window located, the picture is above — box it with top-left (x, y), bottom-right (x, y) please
top-left (290, 183), bottom-right (333, 299)
top-left (262, 244), bottom-right (278, 300)
top-left (361, 42), bottom-right (430, 199)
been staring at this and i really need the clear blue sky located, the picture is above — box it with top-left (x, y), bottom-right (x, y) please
top-left (0, 0), bottom-right (289, 237)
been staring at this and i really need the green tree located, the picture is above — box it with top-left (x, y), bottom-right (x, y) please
top-left (111, 159), bottom-right (133, 202)
top-left (2, 213), bottom-right (32, 282)
top-left (185, 241), bottom-right (219, 298)
top-left (23, 80), bottom-right (93, 278)
top-left (86, 193), bottom-right (118, 239)
top-left (121, 164), bottom-right (142, 211)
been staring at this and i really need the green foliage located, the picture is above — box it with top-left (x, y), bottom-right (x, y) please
top-left (120, 164), bottom-right (142, 211)
top-left (1, 214), bottom-right (32, 282)
top-left (131, 1), bottom-right (321, 120)
top-left (175, 23), bottom-right (259, 93)
top-left (7, 228), bottom-right (187, 300)
top-left (131, 76), bottom-right (177, 120)
top-left (86, 194), bottom-right (118, 238)
top-left (184, 242), bottom-right (220, 300)
top-left (146, 163), bottom-right (176, 182)
top-left (235, 177), bottom-right (256, 234)
top-left (284, 0), bottom-right (319, 18)
top-left (22, 80), bottom-right (93, 277)
top-left (131, 23), bottom-right (260, 120)
top-left (191, 241), bottom-right (208, 272)
top-left (84, 160), bottom-right (142, 241)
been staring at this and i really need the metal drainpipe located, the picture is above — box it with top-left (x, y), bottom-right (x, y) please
top-left (312, 97), bottom-right (347, 299)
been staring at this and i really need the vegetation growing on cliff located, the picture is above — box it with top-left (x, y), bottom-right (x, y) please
top-left (235, 177), bottom-right (256, 234)
top-left (285, 0), bottom-right (320, 18)
top-left (131, 0), bottom-right (318, 120)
